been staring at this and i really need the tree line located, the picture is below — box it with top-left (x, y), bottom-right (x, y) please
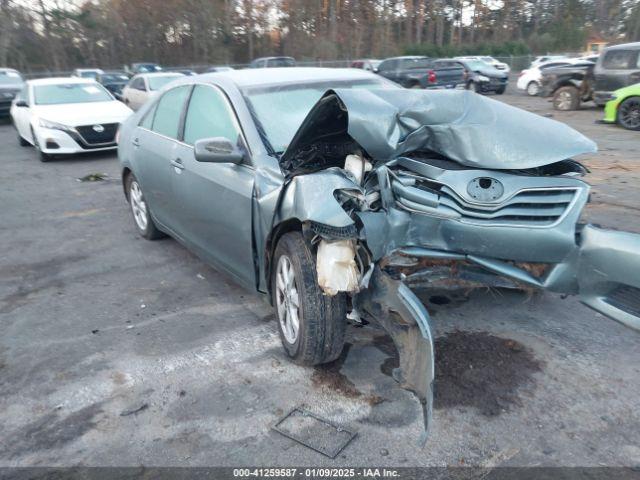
top-left (1, 0), bottom-right (639, 72)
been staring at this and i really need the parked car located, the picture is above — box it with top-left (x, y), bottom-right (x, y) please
top-left (249, 57), bottom-right (296, 68)
top-left (351, 59), bottom-right (381, 72)
top-left (72, 68), bottom-right (104, 79)
top-left (376, 56), bottom-right (465, 89)
top-left (206, 66), bottom-right (234, 73)
top-left (593, 42), bottom-right (640, 106)
top-left (120, 72), bottom-right (184, 110)
top-left (117, 67), bottom-right (640, 441)
top-left (540, 62), bottom-right (595, 110)
top-left (172, 69), bottom-right (197, 76)
top-left (10, 77), bottom-right (132, 161)
top-left (517, 58), bottom-right (574, 96)
top-left (602, 83), bottom-right (640, 130)
top-left (450, 58), bottom-right (508, 94)
top-left (0, 68), bottom-right (24, 117)
top-left (129, 63), bottom-right (162, 74)
top-left (457, 55), bottom-right (510, 73)
top-left (97, 71), bottom-right (130, 100)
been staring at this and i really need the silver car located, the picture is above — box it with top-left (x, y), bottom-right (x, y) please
top-left (118, 67), bottom-right (640, 441)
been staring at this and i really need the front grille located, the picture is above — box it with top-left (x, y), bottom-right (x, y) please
top-left (393, 176), bottom-right (578, 227)
top-left (605, 285), bottom-right (640, 317)
top-left (75, 123), bottom-right (118, 146)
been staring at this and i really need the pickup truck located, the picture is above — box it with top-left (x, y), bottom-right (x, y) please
top-left (376, 56), bottom-right (465, 89)
top-left (540, 62), bottom-right (595, 110)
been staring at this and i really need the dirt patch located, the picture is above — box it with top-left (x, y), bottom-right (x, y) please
top-left (372, 334), bottom-right (399, 378)
top-left (434, 331), bottom-right (542, 416)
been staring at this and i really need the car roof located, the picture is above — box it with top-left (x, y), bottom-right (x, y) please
top-left (252, 56), bottom-right (295, 61)
top-left (198, 67), bottom-right (380, 88)
top-left (604, 42), bottom-right (640, 51)
top-left (384, 56), bottom-right (427, 60)
top-left (0, 67), bottom-right (20, 73)
top-left (27, 77), bottom-right (98, 86)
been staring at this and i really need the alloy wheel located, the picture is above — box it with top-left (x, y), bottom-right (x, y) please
top-left (527, 82), bottom-right (540, 96)
top-left (129, 180), bottom-right (148, 231)
top-left (619, 98), bottom-right (640, 130)
top-left (555, 90), bottom-right (573, 110)
top-left (275, 255), bottom-right (300, 344)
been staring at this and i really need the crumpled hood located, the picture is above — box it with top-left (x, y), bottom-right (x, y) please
top-left (281, 89), bottom-right (597, 173)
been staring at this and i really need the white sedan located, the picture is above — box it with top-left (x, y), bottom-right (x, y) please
top-left (120, 72), bottom-right (184, 110)
top-left (10, 77), bottom-right (133, 162)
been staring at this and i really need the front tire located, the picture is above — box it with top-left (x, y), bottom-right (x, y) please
top-left (468, 81), bottom-right (479, 93)
top-left (125, 173), bottom-right (165, 240)
top-left (617, 97), bottom-right (640, 131)
top-left (17, 130), bottom-right (29, 147)
top-left (271, 232), bottom-right (346, 366)
top-left (553, 86), bottom-right (580, 111)
top-left (496, 86), bottom-right (506, 95)
top-left (526, 81), bottom-right (540, 96)
top-left (31, 127), bottom-right (52, 162)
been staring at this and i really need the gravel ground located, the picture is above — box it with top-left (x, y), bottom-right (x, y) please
top-left (1, 86), bottom-right (639, 468)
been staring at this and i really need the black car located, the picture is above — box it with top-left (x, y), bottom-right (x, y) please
top-left (593, 42), bottom-right (640, 106)
top-left (451, 58), bottom-right (508, 94)
top-left (96, 71), bottom-right (130, 99)
top-left (376, 56), bottom-right (465, 89)
top-left (540, 62), bottom-right (595, 110)
top-left (0, 68), bottom-right (24, 117)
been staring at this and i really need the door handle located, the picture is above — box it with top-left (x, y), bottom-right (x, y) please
top-left (170, 158), bottom-right (185, 170)
top-left (132, 138), bottom-right (140, 148)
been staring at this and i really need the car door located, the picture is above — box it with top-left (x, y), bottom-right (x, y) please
top-left (170, 84), bottom-right (256, 288)
top-left (377, 59), bottom-right (398, 82)
top-left (596, 49), bottom-right (640, 91)
top-left (132, 85), bottom-right (192, 231)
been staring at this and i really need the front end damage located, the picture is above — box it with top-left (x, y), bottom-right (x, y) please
top-left (270, 89), bottom-right (640, 443)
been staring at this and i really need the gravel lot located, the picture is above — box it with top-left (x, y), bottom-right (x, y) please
top-left (1, 87), bottom-right (639, 468)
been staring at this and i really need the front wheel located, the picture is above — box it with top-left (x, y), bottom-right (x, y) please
top-left (271, 232), bottom-right (346, 366)
top-left (617, 97), bottom-right (640, 131)
top-left (496, 86), bottom-right (506, 95)
top-left (553, 86), bottom-right (580, 111)
top-left (467, 81), bottom-right (479, 93)
top-left (125, 173), bottom-right (165, 240)
top-left (31, 127), bottom-right (52, 162)
top-left (526, 81), bottom-right (540, 96)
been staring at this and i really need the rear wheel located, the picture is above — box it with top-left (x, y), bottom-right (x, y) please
top-left (408, 82), bottom-right (421, 89)
top-left (271, 232), bottom-right (346, 365)
top-left (125, 173), bottom-right (165, 240)
top-left (526, 81), bottom-right (540, 96)
top-left (617, 97), bottom-right (640, 131)
top-left (553, 86), bottom-right (580, 111)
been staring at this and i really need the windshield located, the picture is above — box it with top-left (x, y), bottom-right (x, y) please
top-left (243, 78), bottom-right (398, 154)
top-left (0, 71), bottom-right (23, 85)
top-left (34, 83), bottom-right (113, 105)
top-left (148, 75), bottom-right (182, 90)
top-left (480, 56), bottom-right (494, 62)
top-left (465, 60), bottom-right (491, 70)
top-left (101, 73), bottom-right (129, 82)
top-left (79, 71), bottom-right (99, 79)
top-left (137, 64), bottom-right (162, 72)
top-left (405, 58), bottom-right (432, 69)
top-left (270, 58), bottom-right (295, 67)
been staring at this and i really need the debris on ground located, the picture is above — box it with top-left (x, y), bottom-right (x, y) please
top-left (120, 403), bottom-right (149, 417)
top-left (77, 173), bottom-right (109, 182)
top-left (272, 407), bottom-right (357, 458)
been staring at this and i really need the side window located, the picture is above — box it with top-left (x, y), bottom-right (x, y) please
top-left (151, 86), bottom-right (191, 139)
top-left (603, 50), bottom-right (634, 69)
top-left (139, 102), bottom-right (157, 129)
top-left (183, 85), bottom-right (240, 146)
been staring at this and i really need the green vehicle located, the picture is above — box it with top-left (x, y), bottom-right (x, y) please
top-left (603, 83), bottom-right (640, 130)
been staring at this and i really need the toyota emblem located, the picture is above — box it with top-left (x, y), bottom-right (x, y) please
top-left (92, 124), bottom-right (105, 133)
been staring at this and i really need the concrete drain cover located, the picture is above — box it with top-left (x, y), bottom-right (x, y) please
top-left (273, 407), bottom-right (357, 458)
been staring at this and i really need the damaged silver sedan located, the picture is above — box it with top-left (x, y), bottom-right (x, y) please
top-left (118, 68), bottom-right (640, 442)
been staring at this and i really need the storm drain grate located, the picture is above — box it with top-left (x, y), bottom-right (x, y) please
top-left (272, 407), bottom-right (357, 458)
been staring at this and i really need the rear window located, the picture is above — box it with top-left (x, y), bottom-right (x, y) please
top-left (602, 50), bottom-right (638, 69)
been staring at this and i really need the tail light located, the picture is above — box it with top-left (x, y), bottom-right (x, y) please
top-left (427, 70), bottom-right (437, 84)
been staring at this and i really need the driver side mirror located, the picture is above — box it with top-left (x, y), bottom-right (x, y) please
top-left (373, 67), bottom-right (379, 73)
top-left (15, 100), bottom-right (27, 107)
top-left (194, 137), bottom-right (243, 164)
